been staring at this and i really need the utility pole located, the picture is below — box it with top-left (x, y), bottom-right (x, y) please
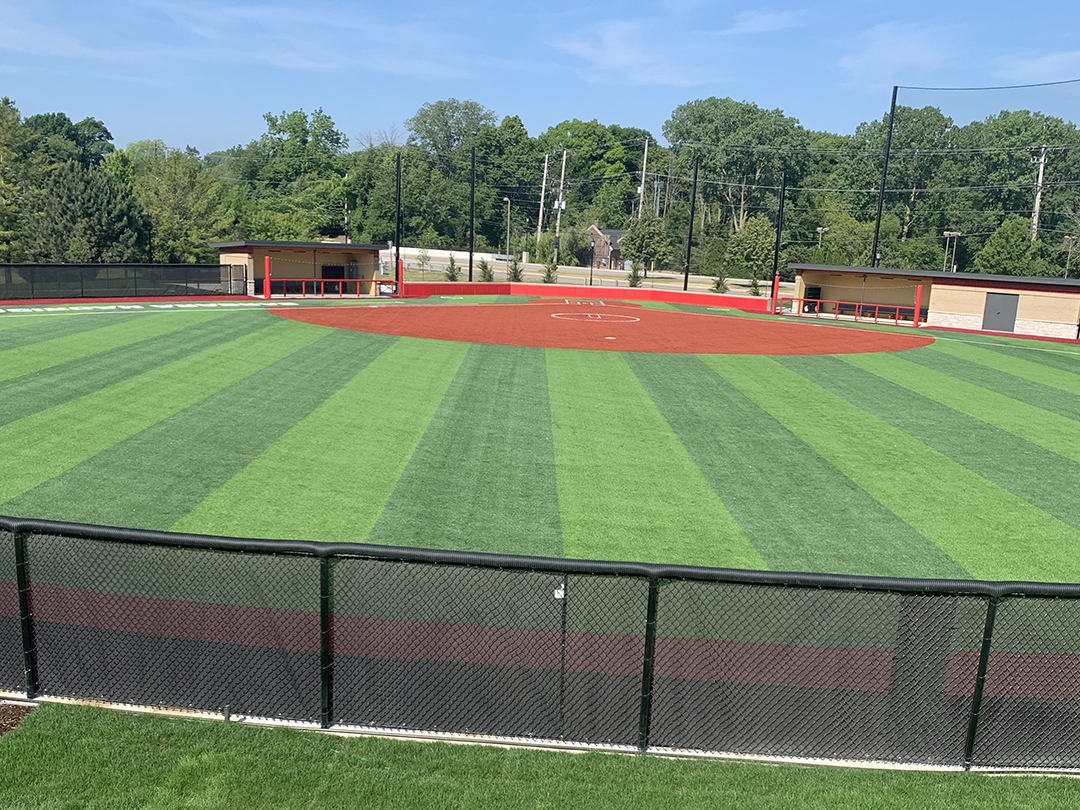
top-left (638, 139), bottom-right (649, 218)
top-left (1032, 144), bottom-right (1048, 241)
top-left (683, 155), bottom-right (699, 291)
top-left (871, 86), bottom-right (898, 268)
top-left (536, 153), bottom-right (549, 241)
top-left (553, 149), bottom-right (568, 264)
top-left (653, 179), bottom-right (662, 216)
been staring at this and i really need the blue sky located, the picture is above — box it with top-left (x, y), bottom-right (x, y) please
top-left (3, 0), bottom-right (1079, 153)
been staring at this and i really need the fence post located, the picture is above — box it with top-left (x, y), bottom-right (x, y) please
top-left (964, 595), bottom-right (1000, 770)
top-left (637, 576), bottom-right (661, 752)
top-left (13, 532), bottom-right (38, 698)
top-left (184, 265), bottom-right (190, 295)
top-left (319, 555), bottom-right (333, 729)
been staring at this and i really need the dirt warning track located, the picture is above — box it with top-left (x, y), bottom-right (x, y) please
top-left (276, 301), bottom-right (935, 354)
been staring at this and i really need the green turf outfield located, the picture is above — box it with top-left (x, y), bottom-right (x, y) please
top-left (4, 302), bottom-right (1080, 582)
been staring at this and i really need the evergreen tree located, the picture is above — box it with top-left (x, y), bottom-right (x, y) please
top-left (21, 161), bottom-right (146, 262)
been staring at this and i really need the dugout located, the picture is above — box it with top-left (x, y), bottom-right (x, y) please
top-left (790, 264), bottom-right (1080, 339)
top-left (212, 241), bottom-right (388, 297)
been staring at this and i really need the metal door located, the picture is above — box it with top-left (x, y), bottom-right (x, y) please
top-left (982, 293), bottom-right (1018, 332)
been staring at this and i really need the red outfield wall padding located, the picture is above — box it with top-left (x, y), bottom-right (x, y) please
top-left (400, 282), bottom-right (772, 313)
top-left (276, 301), bottom-right (935, 355)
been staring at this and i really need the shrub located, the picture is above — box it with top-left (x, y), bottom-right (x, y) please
top-left (507, 255), bottom-right (524, 282)
top-left (748, 272), bottom-right (761, 296)
top-left (444, 253), bottom-right (459, 282)
top-left (477, 258), bottom-right (494, 282)
top-left (711, 274), bottom-right (728, 294)
top-left (542, 260), bottom-right (558, 284)
top-left (627, 261), bottom-right (644, 288)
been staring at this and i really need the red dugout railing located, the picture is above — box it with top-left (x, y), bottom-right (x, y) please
top-left (780, 288), bottom-right (924, 328)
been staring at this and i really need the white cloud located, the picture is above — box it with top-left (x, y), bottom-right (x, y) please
top-left (838, 22), bottom-right (952, 87)
top-left (728, 10), bottom-right (805, 35)
top-left (997, 51), bottom-right (1080, 83)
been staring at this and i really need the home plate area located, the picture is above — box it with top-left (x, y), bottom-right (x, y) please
top-left (275, 299), bottom-right (934, 355)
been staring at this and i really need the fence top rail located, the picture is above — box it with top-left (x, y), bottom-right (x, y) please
top-left (4, 515), bottom-right (1079, 598)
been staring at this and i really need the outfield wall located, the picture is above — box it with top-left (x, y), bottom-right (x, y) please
top-left (400, 282), bottom-right (771, 313)
top-left (4, 516), bottom-right (1080, 772)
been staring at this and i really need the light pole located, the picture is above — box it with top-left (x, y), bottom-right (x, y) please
top-left (589, 239), bottom-right (595, 286)
top-left (943, 231), bottom-right (961, 272)
top-left (1065, 236), bottom-right (1078, 278)
top-left (503, 197), bottom-right (511, 268)
top-left (816, 226), bottom-right (829, 250)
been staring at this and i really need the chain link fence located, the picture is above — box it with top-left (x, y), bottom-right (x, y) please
top-left (0, 265), bottom-right (244, 299)
top-left (3, 516), bottom-right (1080, 771)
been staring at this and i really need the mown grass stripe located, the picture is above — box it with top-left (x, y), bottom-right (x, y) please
top-left (0, 319), bottom-right (327, 507)
top-left (366, 344), bottom-right (562, 556)
top-left (627, 353), bottom-right (963, 577)
top-left (929, 340), bottom-right (1080, 396)
top-left (780, 354), bottom-right (1080, 536)
top-left (843, 352), bottom-right (1080, 464)
top-left (899, 347), bottom-right (1080, 424)
top-left (547, 349), bottom-right (763, 568)
top-left (702, 355), bottom-right (1080, 582)
top-left (172, 338), bottom-right (468, 542)
top-left (0, 311), bottom-right (146, 350)
top-left (0, 311), bottom-right (275, 427)
top-left (945, 335), bottom-right (1080, 375)
top-left (2, 330), bottom-right (394, 529)
top-left (0, 310), bottom-right (230, 382)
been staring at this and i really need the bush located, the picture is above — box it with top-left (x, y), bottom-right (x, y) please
top-left (477, 258), bottom-right (494, 282)
top-left (711, 274), bottom-right (728, 294)
top-left (542, 260), bottom-right (558, 284)
top-left (507, 255), bottom-right (524, 282)
top-left (748, 272), bottom-right (761, 296)
top-left (627, 261), bottom-right (644, 288)
top-left (444, 253), bottom-right (459, 282)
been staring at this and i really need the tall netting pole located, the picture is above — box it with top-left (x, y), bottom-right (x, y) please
top-left (870, 86), bottom-right (898, 268)
top-left (264, 255), bottom-right (271, 300)
top-left (395, 151), bottom-right (402, 298)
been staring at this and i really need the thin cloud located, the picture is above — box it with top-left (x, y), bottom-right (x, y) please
top-left (997, 51), bottom-right (1080, 84)
top-left (838, 22), bottom-right (953, 87)
top-left (728, 10), bottom-right (805, 35)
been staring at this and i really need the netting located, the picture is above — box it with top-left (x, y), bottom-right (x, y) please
top-left (0, 531), bottom-right (21, 692)
top-left (5, 520), bottom-right (1080, 771)
top-left (24, 532), bottom-right (320, 721)
top-left (0, 265), bottom-right (236, 299)
top-left (971, 596), bottom-right (1080, 769)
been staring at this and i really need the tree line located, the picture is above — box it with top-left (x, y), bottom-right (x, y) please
top-left (2, 94), bottom-right (1078, 279)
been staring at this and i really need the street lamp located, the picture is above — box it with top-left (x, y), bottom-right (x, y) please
top-left (589, 239), bottom-right (595, 286)
top-left (943, 231), bottom-right (961, 272)
top-left (816, 226), bottom-right (829, 249)
top-left (503, 197), bottom-right (511, 267)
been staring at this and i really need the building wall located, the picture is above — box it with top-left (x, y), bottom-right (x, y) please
top-left (927, 281), bottom-right (1080, 339)
top-left (795, 271), bottom-right (929, 313)
top-left (218, 246), bottom-right (381, 295)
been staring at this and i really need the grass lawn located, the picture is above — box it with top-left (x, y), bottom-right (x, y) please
top-left (2, 703), bottom-right (1079, 809)
top-left (3, 301), bottom-right (1080, 581)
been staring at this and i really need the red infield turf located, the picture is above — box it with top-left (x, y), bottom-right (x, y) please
top-left (276, 300), bottom-right (935, 354)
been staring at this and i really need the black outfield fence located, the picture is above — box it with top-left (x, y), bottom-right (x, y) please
top-left (3, 516), bottom-right (1080, 771)
top-left (0, 264), bottom-right (245, 299)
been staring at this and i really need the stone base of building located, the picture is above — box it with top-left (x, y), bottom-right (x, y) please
top-left (927, 311), bottom-right (1077, 339)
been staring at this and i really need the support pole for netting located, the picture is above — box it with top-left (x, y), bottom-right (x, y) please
top-left (637, 576), bottom-right (661, 751)
top-left (469, 146), bottom-right (476, 282)
top-left (683, 156), bottom-right (699, 292)
top-left (14, 532), bottom-right (38, 698)
top-left (319, 555), bottom-right (333, 729)
top-left (395, 152), bottom-right (403, 298)
top-left (771, 170), bottom-right (786, 312)
top-left (964, 596), bottom-right (1000, 770)
top-left (870, 86), bottom-right (898, 269)
top-left (914, 284), bottom-right (923, 328)
top-left (264, 255), bottom-right (271, 300)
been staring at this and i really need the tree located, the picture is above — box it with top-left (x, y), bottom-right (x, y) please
top-left (723, 214), bottom-right (775, 280)
top-left (444, 252), bottom-right (460, 281)
top-left (973, 218), bottom-right (1054, 276)
top-left (21, 161), bottom-right (146, 262)
top-left (620, 213), bottom-right (672, 274)
top-left (542, 260), bottom-right (558, 283)
top-left (627, 260), bottom-right (643, 287)
top-left (477, 257), bottom-right (494, 282)
top-left (406, 99), bottom-right (496, 158)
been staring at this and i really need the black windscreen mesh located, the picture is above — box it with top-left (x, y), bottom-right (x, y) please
top-left (25, 533), bottom-right (320, 721)
top-left (0, 532), bottom-right (22, 692)
top-left (648, 580), bottom-right (986, 766)
top-left (332, 559), bottom-right (569, 738)
top-left (971, 597), bottom-right (1080, 770)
